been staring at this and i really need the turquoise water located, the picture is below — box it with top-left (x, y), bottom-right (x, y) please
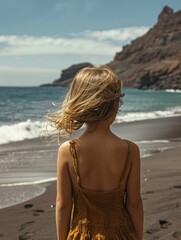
top-left (0, 86), bottom-right (66, 124)
top-left (122, 88), bottom-right (181, 113)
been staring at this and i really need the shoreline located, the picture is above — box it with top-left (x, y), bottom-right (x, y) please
top-left (0, 116), bottom-right (181, 209)
top-left (0, 115), bottom-right (181, 147)
top-left (0, 181), bottom-right (57, 240)
top-left (142, 147), bottom-right (181, 239)
top-left (112, 116), bottom-right (181, 141)
top-left (0, 146), bottom-right (181, 239)
top-left (0, 116), bottom-right (181, 239)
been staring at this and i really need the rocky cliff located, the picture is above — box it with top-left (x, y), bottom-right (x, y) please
top-left (41, 62), bottom-right (93, 87)
top-left (42, 6), bottom-right (181, 90)
top-left (108, 6), bottom-right (181, 90)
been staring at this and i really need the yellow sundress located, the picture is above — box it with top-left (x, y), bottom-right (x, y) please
top-left (67, 140), bottom-right (137, 240)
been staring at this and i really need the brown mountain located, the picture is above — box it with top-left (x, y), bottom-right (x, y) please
top-left (41, 6), bottom-right (181, 90)
top-left (108, 6), bottom-right (181, 90)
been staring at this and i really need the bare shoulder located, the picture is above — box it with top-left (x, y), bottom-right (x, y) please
top-left (126, 140), bottom-right (140, 163)
top-left (58, 140), bottom-right (70, 150)
top-left (57, 140), bottom-right (71, 163)
top-left (113, 135), bottom-right (139, 151)
top-left (126, 140), bottom-right (139, 151)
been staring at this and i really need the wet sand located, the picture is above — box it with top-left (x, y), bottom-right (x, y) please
top-left (142, 147), bottom-right (181, 240)
top-left (0, 116), bottom-right (181, 240)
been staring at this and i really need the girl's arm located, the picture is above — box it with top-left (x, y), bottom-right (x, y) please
top-left (56, 142), bottom-right (73, 240)
top-left (125, 142), bottom-right (144, 240)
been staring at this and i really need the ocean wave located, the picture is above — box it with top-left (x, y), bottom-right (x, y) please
top-left (165, 89), bottom-right (181, 93)
top-left (136, 140), bottom-right (170, 144)
top-left (0, 119), bottom-right (47, 145)
top-left (0, 177), bottom-right (57, 187)
top-left (0, 107), bottom-right (181, 145)
top-left (115, 106), bottom-right (181, 123)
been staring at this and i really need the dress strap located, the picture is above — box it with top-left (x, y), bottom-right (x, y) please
top-left (69, 140), bottom-right (81, 186)
top-left (118, 140), bottom-right (131, 187)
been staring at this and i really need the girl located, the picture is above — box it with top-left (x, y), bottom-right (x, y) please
top-left (48, 66), bottom-right (143, 240)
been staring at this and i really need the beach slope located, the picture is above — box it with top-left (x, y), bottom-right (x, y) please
top-left (0, 117), bottom-right (181, 240)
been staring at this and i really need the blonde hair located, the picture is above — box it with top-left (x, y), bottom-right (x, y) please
top-left (46, 65), bottom-right (123, 141)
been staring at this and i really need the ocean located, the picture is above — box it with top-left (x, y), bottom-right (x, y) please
top-left (0, 86), bottom-right (181, 145)
top-left (0, 86), bottom-right (181, 209)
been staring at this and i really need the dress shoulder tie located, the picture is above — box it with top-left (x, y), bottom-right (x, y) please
top-left (69, 140), bottom-right (81, 187)
top-left (118, 139), bottom-right (131, 188)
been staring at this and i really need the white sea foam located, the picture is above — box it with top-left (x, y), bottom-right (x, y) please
top-left (165, 89), bottom-right (181, 93)
top-left (0, 184), bottom-right (46, 209)
top-left (115, 106), bottom-right (181, 123)
top-left (0, 177), bottom-right (57, 187)
top-left (137, 139), bottom-right (181, 158)
top-left (0, 107), bottom-right (181, 145)
top-left (0, 119), bottom-right (47, 145)
top-left (136, 140), bottom-right (170, 144)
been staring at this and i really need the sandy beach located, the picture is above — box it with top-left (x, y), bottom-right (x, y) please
top-left (0, 117), bottom-right (181, 240)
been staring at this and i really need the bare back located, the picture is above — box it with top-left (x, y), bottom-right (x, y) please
top-left (67, 132), bottom-right (131, 192)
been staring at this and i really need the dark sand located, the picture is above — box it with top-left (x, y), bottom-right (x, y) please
top-left (0, 116), bottom-right (181, 240)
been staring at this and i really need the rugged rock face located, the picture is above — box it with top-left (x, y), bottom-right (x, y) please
top-left (42, 6), bottom-right (181, 90)
top-left (41, 62), bottom-right (93, 87)
top-left (108, 6), bottom-right (181, 90)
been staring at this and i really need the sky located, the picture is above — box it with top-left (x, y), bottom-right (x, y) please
top-left (0, 0), bottom-right (180, 86)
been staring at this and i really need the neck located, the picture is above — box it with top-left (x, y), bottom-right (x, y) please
top-left (85, 120), bottom-right (111, 134)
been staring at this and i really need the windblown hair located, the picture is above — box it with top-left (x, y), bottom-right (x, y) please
top-left (46, 65), bottom-right (123, 141)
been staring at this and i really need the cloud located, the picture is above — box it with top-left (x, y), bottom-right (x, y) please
top-left (0, 65), bottom-right (58, 73)
top-left (0, 26), bottom-right (150, 57)
top-left (0, 65), bottom-right (59, 86)
top-left (81, 26), bottom-right (150, 41)
top-left (0, 26), bottom-right (150, 86)
top-left (0, 35), bottom-right (120, 56)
